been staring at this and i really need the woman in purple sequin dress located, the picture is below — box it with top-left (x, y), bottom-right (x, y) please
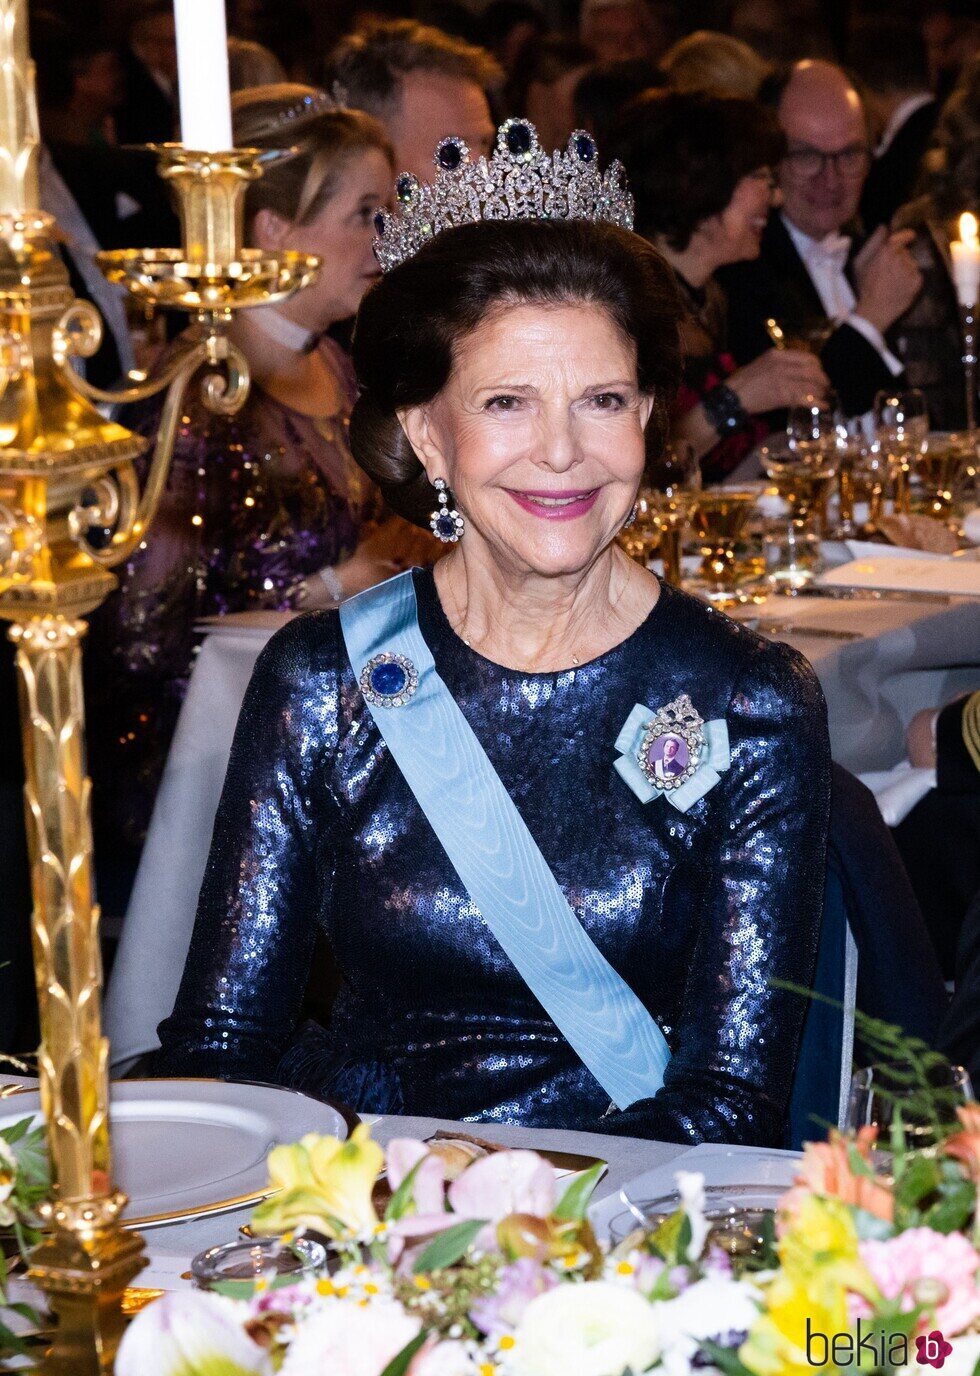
top-left (86, 86), bottom-right (421, 904)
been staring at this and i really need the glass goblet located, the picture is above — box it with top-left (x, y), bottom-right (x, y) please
top-left (846, 1063), bottom-right (975, 1156)
top-left (619, 491), bottom-right (661, 567)
top-left (873, 389), bottom-right (929, 514)
top-left (915, 431), bottom-right (969, 522)
top-left (645, 442), bottom-right (701, 587)
top-left (761, 444), bottom-right (837, 588)
top-left (688, 488), bottom-right (758, 606)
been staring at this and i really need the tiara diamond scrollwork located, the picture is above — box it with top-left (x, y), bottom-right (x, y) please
top-left (372, 117), bottom-right (635, 273)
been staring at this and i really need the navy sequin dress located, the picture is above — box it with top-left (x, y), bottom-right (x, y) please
top-left (154, 569), bottom-right (831, 1145)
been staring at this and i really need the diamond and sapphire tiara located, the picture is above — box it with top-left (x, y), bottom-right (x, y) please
top-left (372, 117), bottom-right (634, 273)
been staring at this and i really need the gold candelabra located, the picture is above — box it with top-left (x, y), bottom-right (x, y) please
top-left (0, 2), bottom-right (319, 1369)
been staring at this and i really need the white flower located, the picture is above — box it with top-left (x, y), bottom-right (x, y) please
top-left (115, 1291), bottom-right (271, 1376)
top-left (674, 1171), bottom-right (709, 1261)
top-left (409, 1338), bottom-right (476, 1375)
top-left (656, 1276), bottom-right (761, 1376)
top-left (510, 1280), bottom-right (661, 1376)
top-left (280, 1297), bottom-right (421, 1376)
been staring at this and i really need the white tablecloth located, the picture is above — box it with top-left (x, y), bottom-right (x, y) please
top-left (105, 595), bottom-right (980, 1070)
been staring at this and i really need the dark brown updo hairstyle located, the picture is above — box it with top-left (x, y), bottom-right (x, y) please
top-left (350, 218), bottom-right (682, 528)
top-left (231, 84), bottom-right (393, 236)
top-left (608, 89), bottom-right (784, 250)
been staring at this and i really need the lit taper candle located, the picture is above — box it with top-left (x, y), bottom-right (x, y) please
top-left (173, 0), bottom-right (233, 153)
top-left (951, 212), bottom-right (980, 307)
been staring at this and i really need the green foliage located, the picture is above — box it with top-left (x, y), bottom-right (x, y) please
top-left (0, 1117), bottom-right (50, 1368)
top-left (553, 1162), bottom-right (607, 1223)
top-left (379, 1332), bottom-right (429, 1376)
top-left (412, 1219), bottom-right (488, 1274)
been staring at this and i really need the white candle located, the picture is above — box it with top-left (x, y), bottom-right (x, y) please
top-left (951, 211), bottom-right (980, 307)
top-left (173, 0), bottom-right (233, 152)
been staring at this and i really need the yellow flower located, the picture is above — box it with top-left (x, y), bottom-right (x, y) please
top-left (251, 1125), bottom-right (383, 1239)
top-left (740, 1196), bottom-right (880, 1376)
top-left (740, 1271), bottom-right (849, 1376)
top-left (778, 1195), bottom-right (874, 1298)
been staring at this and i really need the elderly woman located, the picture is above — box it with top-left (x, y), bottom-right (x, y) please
top-left (153, 122), bottom-right (831, 1146)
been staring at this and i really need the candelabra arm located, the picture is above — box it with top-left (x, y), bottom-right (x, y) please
top-left (70, 332), bottom-right (250, 569)
top-left (53, 302), bottom-right (206, 406)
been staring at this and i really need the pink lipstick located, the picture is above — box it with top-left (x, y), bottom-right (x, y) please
top-left (506, 488), bottom-right (600, 520)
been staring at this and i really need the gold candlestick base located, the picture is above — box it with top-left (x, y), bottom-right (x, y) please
top-left (29, 1194), bottom-right (145, 1376)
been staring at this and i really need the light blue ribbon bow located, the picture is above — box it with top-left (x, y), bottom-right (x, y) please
top-left (614, 705), bottom-right (731, 812)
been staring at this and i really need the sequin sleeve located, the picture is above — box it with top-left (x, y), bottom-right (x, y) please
top-left (598, 639), bottom-right (831, 1145)
top-left (153, 614), bottom-right (340, 1082)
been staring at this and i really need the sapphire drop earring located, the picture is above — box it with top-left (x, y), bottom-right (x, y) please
top-left (429, 478), bottom-right (464, 542)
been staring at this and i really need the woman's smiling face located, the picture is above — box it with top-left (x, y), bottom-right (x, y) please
top-left (399, 301), bottom-right (655, 579)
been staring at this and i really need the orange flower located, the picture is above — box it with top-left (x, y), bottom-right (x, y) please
top-left (943, 1104), bottom-right (980, 1182)
top-left (780, 1128), bottom-right (894, 1225)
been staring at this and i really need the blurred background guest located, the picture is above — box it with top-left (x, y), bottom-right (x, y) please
top-left (478, 0), bottom-right (544, 84)
top-left (227, 36), bottom-right (287, 90)
top-left (922, 0), bottom-right (980, 100)
top-left (115, 0), bottom-right (177, 144)
top-left (328, 19), bottom-right (499, 180)
top-left (611, 89), bottom-right (827, 480)
top-left (895, 691), bottom-right (980, 982)
top-left (508, 33), bottom-right (592, 150)
top-left (718, 59), bottom-right (922, 417)
top-left (849, 18), bottom-right (938, 233)
top-left (31, 9), bottom-right (177, 385)
top-left (579, 0), bottom-right (673, 68)
top-left (571, 57), bottom-right (663, 147)
top-left (660, 29), bottom-right (770, 98)
top-left (84, 86), bottom-right (413, 917)
top-left (890, 57), bottom-right (980, 430)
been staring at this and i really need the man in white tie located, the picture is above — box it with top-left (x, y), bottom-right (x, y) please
top-left (718, 60), bottom-right (923, 417)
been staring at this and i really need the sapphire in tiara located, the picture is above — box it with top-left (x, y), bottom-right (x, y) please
top-left (374, 210), bottom-right (386, 236)
top-left (574, 132), bottom-right (597, 163)
top-left (396, 173), bottom-right (419, 204)
top-left (436, 137), bottom-right (467, 171)
top-left (505, 120), bottom-right (533, 157)
top-left (360, 652), bottom-right (419, 708)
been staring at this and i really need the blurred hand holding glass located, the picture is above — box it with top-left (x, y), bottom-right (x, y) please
top-left (874, 390), bottom-right (928, 513)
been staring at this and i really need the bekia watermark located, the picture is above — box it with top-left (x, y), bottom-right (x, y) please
top-left (806, 1318), bottom-right (954, 1369)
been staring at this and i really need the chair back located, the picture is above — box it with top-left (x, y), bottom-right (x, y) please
top-left (787, 866), bottom-right (858, 1150)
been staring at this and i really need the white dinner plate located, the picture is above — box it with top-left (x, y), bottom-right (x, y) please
top-left (0, 1078), bottom-right (357, 1230)
top-left (589, 1142), bottom-right (801, 1239)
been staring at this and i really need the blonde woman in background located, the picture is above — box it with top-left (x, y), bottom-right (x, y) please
top-left (661, 30), bottom-right (770, 99)
top-left (85, 85), bottom-right (427, 910)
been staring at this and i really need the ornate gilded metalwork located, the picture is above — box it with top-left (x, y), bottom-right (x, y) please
top-left (0, 1), bottom-right (321, 1369)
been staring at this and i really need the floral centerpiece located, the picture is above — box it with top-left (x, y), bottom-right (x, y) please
top-left (117, 1103), bottom-right (980, 1376)
top-left (0, 1112), bottom-right (49, 1364)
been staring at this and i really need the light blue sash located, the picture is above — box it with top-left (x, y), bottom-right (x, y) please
top-left (339, 571), bottom-right (671, 1110)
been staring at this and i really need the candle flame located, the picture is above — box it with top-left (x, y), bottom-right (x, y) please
top-left (960, 212), bottom-right (979, 245)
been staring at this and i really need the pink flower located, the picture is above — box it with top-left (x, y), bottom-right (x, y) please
top-left (856, 1228), bottom-right (980, 1337)
top-left (447, 1151), bottom-right (557, 1223)
top-left (470, 1258), bottom-right (557, 1337)
top-left (386, 1139), bottom-right (447, 1215)
top-left (279, 1298), bottom-right (420, 1376)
